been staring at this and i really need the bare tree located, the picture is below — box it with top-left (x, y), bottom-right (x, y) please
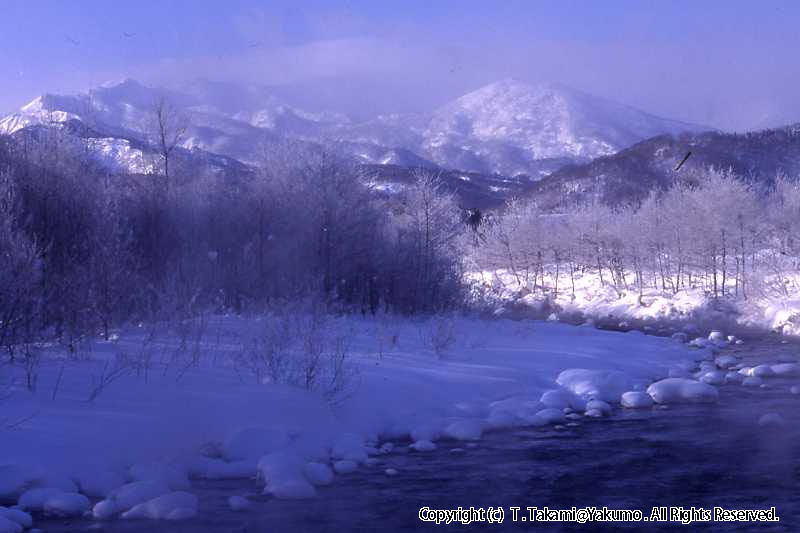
top-left (151, 97), bottom-right (188, 194)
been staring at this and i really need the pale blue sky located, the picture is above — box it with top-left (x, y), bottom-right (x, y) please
top-left (2, 0), bottom-right (799, 130)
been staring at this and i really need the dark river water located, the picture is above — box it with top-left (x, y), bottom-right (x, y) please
top-left (38, 338), bottom-right (800, 532)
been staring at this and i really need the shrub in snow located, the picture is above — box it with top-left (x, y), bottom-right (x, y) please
top-left (42, 492), bottom-right (90, 517)
top-left (757, 413), bottom-right (785, 428)
top-left (646, 378), bottom-right (718, 404)
top-left (303, 463), bottom-right (334, 486)
top-left (556, 369), bottom-right (635, 403)
top-left (620, 391), bottom-right (653, 408)
top-left (228, 495), bottom-right (250, 512)
top-left (222, 427), bottom-right (290, 462)
top-left (443, 420), bottom-right (483, 441)
top-left (409, 440), bottom-right (437, 452)
top-left (0, 508), bottom-right (31, 530)
top-left (121, 491), bottom-right (198, 520)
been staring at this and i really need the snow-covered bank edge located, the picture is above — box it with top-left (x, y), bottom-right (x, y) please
top-left (473, 269), bottom-right (800, 341)
top-left (1, 314), bottom-right (786, 531)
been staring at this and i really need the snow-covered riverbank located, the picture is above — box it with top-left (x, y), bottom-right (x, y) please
top-left (0, 314), bottom-right (776, 531)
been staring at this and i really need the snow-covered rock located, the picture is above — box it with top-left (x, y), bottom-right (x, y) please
top-left (303, 462), bottom-right (334, 486)
top-left (714, 355), bottom-right (738, 369)
top-left (699, 370), bottom-right (726, 385)
top-left (770, 363), bottom-right (800, 376)
top-left (620, 391), bottom-right (653, 408)
top-left (42, 492), bottom-right (90, 517)
top-left (585, 399), bottom-right (612, 415)
top-left (556, 369), bottom-right (636, 403)
top-left (93, 479), bottom-right (171, 518)
top-left (332, 460), bottom-right (359, 474)
top-left (0, 508), bottom-right (31, 530)
top-left (757, 413), bottom-right (785, 428)
top-left (228, 495), bottom-right (250, 511)
top-left (539, 389), bottom-right (586, 411)
top-left (443, 420), bottom-right (483, 441)
top-left (121, 491), bottom-right (198, 520)
top-left (222, 427), bottom-right (289, 462)
top-left (409, 440), bottom-right (437, 452)
top-left (257, 452), bottom-right (316, 499)
top-left (646, 378), bottom-right (719, 404)
top-left (742, 376), bottom-right (764, 387)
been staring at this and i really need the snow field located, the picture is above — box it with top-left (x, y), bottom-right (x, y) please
top-left (1, 315), bottom-right (795, 529)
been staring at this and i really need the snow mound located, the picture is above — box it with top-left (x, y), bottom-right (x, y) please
top-left (539, 389), bottom-right (586, 411)
top-left (646, 378), bottom-right (718, 404)
top-left (0, 465), bottom-right (42, 503)
top-left (585, 399), bottom-right (612, 415)
top-left (0, 508), bottom-right (31, 530)
top-left (186, 457), bottom-right (254, 480)
top-left (757, 413), bottom-right (785, 428)
top-left (699, 370), bottom-right (726, 385)
top-left (770, 363), bottom-right (800, 376)
top-left (303, 462), bottom-right (334, 486)
top-left (76, 469), bottom-right (126, 498)
top-left (742, 376), bottom-right (763, 387)
top-left (130, 463), bottom-right (190, 490)
top-left (714, 355), bottom-right (738, 369)
top-left (556, 369), bottom-right (635, 403)
top-left (331, 433), bottom-right (367, 463)
top-left (620, 391), bottom-right (653, 408)
top-left (410, 440), bottom-right (437, 452)
top-left (0, 516), bottom-right (21, 533)
top-left (121, 491), bottom-right (198, 520)
top-left (93, 479), bottom-right (171, 518)
top-left (257, 452), bottom-right (316, 499)
top-left (42, 492), bottom-right (90, 517)
top-left (332, 460), bottom-right (359, 474)
top-left (531, 407), bottom-right (566, 425)
top-left (228, 495), bottom-right (250, 511)
top-left (443, 420), bottom-right (483, 441)
top-left (222, 427), bottom-right (289, 462)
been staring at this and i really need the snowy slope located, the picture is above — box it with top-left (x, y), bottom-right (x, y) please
top-left (0, 78), bottom-right (709, 181)
top-left (422, 79), bottom-right (708, 176)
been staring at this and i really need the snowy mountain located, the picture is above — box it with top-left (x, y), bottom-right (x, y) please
top-left (421, 79), bottom-right (708, 177)
top-left (0, 77), bottom-right (709, 186)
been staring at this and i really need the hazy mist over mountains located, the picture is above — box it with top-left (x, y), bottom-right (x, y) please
top-left (0, 77), bottom-right (710, 179)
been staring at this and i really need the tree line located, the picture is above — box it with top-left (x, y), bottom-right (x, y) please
top-left (0, 127), bottom-right (465, 357)
top-left (473, 168), bottom-right (800, 304)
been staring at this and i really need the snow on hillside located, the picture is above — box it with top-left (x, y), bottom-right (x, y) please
top-left (1, 314), bottom-right (720, 527)
top-left (422, 79), bottom-right (707, 176)
top-left (0, 78), bottom-right (708, 179)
